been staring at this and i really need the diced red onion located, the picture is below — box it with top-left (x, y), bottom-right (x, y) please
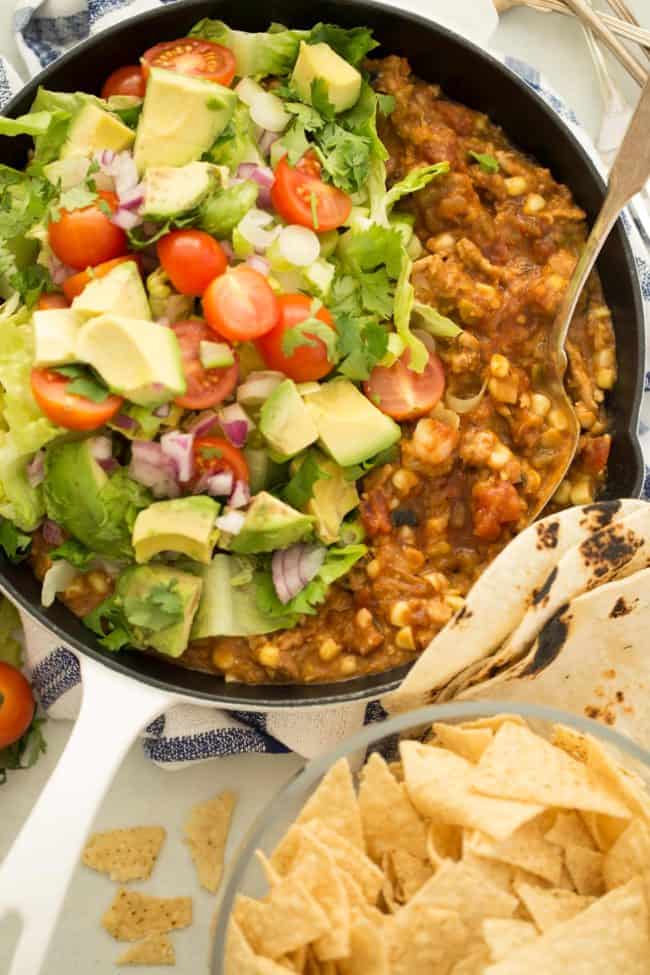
top-left (41, 560), bottom-right (78, 607)
top-left (114, 413), bottom-right (138, 431)
top-left (47, 252), bottom-right (75, 285)
top-left (237, 163), bottom-right (274, 209)
top-left (89, 435), bottom-right (112, 462)
top-left (27, 451), bottom-right (45, 488)
top-left (258, 129), bottom-right (280, 157)
top-left (229, 479), bottom-right (250, 509)
top-left (42, 519), bottom-right (64, 546)
top-left (113, 154), bottom-right (140, 198)
top-left (237, 371), bottom-right (284, 406)
top-left (218, 403), bottom-right (252, 447)
top-left (98, 458), bottom-right (119, 473)
top-left (245, 254), bottom-right (270, 276)
top-left (215, 510), bottom-right (245, 535)
top-left (129, 440), bottom-right (180, 498)
top-left (220, 240), bottom-right (235, 262)
top-left (119, 184), bottom-right (145, 211)
top-left (206, 471), bottom-right (234, 497)
top-left (160, 431), bottom-right (194, 483)
top-left (272, 544), bottom-right (326, 604)
top-left (111, 208), bottom-right (142, 231)
top-left (186, 411), bottom-right (220, 438)
top-left (153, 404), bottom-right (171, 418)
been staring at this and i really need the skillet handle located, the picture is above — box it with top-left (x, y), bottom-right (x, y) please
top-left (0, 654), bottom-right (177, 975)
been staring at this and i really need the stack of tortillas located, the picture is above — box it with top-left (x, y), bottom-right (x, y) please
top-left (385, 500), bottom-right (650, 745)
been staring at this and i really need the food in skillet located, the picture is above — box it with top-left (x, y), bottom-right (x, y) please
top-left (0, 21), bottom-right (616, 684)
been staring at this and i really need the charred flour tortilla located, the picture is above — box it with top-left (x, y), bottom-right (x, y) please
top-left (385, 500), bottom-right (645, 714)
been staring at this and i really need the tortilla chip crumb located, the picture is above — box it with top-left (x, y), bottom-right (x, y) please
top-left (184, 791), bottom-right (236, 893)
top-left (83, 826), bottom-right (166, 883)
top-left (116, 934), bottom-right (175, 966)
top-left (102, 889), bottom-right (192, 942)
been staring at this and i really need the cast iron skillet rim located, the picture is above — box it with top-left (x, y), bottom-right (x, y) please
top-left (0, 0), bottom-right (644, 708)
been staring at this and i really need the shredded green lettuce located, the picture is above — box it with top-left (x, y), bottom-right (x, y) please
top-left (393, 254), bottom-right (427, 374)
top-left (412, 302), bottom-right (462, 339)
top-left (189, 19), bottom-right (304, 78)
top-left (384, 162), bottom-right (450, 211)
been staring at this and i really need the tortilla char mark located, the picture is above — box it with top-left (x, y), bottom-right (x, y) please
top-left (536, 520), bottom-right (560, 551)
top-left (581, 500), bottom-right (621, 531)
top-left (520, 603), bottom-right (571, 676)
top-left (579, 525), bottom-right (642, 581)
top-left (609, 596), bottom-right (637, 618)
top-left (532, 566), bottom-right (558, 607)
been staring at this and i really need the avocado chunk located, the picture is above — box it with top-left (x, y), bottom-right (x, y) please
top-left (230, 492), bottom-right (313, 554)
top-left (306, 379), bottom-right (401, 467)
top-left (259, 379), bottom-right (319, 458)
top-left (32, 307), bottom-right (81, 367)
top-left (71, 261), bottom-right (151, 322)
top-left (132, 496), bottom-right (220, 564)
top-left (75, 313), bottom-right (185, 406)
top-left (243, 447), bottom-right (287, 494)
top-left (44, 442), bottom-right (152, 559)
top-left (306, 453), bottom-right (360, 544)
top-left (292, 42), bottom-right (362, 113)
top-left (43, 156), bottom-right (92, 190)
top-left (134, 67), bottom-right (236, 173)
top-left (60, 102), bottom-right (135, 159)
top-left (141, 162), bottom-right (220, 221)
top-left (117, 564), bottom-right (203, 658)
top-left (191, 554), bottom-right (290, 639)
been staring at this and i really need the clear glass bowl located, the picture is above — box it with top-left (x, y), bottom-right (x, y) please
top-left (211, 701), bottom-right (650, 972)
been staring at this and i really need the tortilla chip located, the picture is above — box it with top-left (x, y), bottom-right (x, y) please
top-left (405, 859), bottom-right (517, 932)
top-left (294, 758), bottom-right (364, 851)
top-left (388, 906), bottom-right (470, 975)
top-left (563, 843), bottom-right (605, 896)
top-left (544, 810), bottom-right (595, 851)
top-left (604, 819), bottom-right (650, 890)
top-left (514, 881), bottom-right (594, 932)
top-left (432, 722), bottom-right (493, 763)
top-left (82, 826), bottom-right (165, 883)
top-left (426, 817), bottom-right (463, 866)
top-left (381, 848), bottom-right (432, 910)
top-left (458, 715), bottom-right (526, 733)
top-left (401, 741), bottom-right (544, 842)
top-left (101, 889), bottom-right (192, 942)
top-left (290, 822), bottom-right (384, 904)
top-left (338, 916), bottom-right (389, 975)
top-left (224, 920), bottom-right (297, 975)
top-left (465, 813), bottom-right (563, 885)
top-left (116, 934), bottom-right (175, 966)
top-left (580, 810), bottom-right (629, 852)
top-left (184, 791), bottom-right (236, 893)
top-left (483, 878), bottom-right (649, 974)
top-left (286, 844), bottom-right (350, 961)
top-left (358, 753), bottom-right (428, 862)
top-left (482, 918), bottom-right (537, 961)
top-left (551, 723), bottom-right (590, 763)
top-left (584, 734), bottom-right (650, 822)
top-left (233, 877), bottom-right (330, 959)
top-left (450, 946), bottom-right (492, 973)
top-left (471, 723), bottom-right (631, 818)
top-left (461, 848), bottom-right (514, 892)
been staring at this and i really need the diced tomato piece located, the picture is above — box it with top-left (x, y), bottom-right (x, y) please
top-left (580, 435), bottom-right (611, 475)
top-left (360, 489), bottom-right (392, 536)
top-left (472, 480), bottom-right (522, 541)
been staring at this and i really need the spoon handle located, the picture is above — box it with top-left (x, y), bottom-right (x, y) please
top-left (552, 79), bottom-right (650, 352)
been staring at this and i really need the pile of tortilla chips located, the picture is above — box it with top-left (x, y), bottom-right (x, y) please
top-left (225, 714), bottom-right (650, 973)
top-left (386, 500), bottom-right (650, 747)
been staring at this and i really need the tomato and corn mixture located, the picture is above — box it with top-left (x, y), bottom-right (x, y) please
top-left (0, 22), bottom-right (615, 684)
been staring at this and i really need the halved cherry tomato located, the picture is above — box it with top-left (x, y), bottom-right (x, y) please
top-left (48, 191), bottom-right (127, 271)
top-left (171, 320), bottom-right (238, 410)
top-left (142, 38), bottom-right (236, 86)
top-left (203, 266), bottom-right (279, 343)
top-left (31, 368), bottom-right (124, 431)
top-left (36, 293), bottom-right (69, 310)
top-left (0, 662), bottom-right (34, 749)
top-left (158, 230), bottom-right (227, 297)
top-left (256, 294), bottom-right (336, 382)
top-left (271, 152), bottom-right (352, 233)
top-left (192, 436), bottom-right (249, 487)
top-left (101, 64), bottom-right (146, 99)
top-left (364, 346), bottom-right (446, 420)
top-left (62, 255), bottom-right (142, 302)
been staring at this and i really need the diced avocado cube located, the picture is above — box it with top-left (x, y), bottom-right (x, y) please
top-left (75, 313), bottom-right (185, 406)
top-left (259, 379), bottom-right (319, 458)
top-left (117, 564), bottom-right (203, 658)
top-left (134, 67), bottom-right (236, 173)
top-left (132, 496), bottom-right (220, 565)
top-left (141, 162), bottom-right (219, 221)
top-left (230, 492), bottom-right (313, 554)
top-left (60, 103), bottom-right (135, 159)
top-left (200, 341), bottom-right (234, 369)
top-left (292, 42), bottom-right (362, 113)
top-left (191, 553), bottom-right (288, 639)
top-left (306, 453), bottom-right (359, 544)
top-left (243, 447), bottom-right (287, 494)
top-left (72, 261), bottom-right (151, 322)
top-left (306, 379), bottom-right (401, 467)
top-left (32, 308), bottom-right (82, 367)
top-left (301, 258), bottom-right (335, 299)
top-left (43, 156), bottom-right (92, 190)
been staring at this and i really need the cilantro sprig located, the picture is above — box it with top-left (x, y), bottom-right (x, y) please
top-left (54, 365), bottom-right (111, 403)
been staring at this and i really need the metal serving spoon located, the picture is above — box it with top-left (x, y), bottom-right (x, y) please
top-left (533, 78), bottom-right (650, 520)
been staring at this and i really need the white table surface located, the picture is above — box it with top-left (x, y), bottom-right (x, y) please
top-left (1, 2), bottom-right (648, 972)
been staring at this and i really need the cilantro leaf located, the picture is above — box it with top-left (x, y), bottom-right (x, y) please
top-left (55, 365), bottom-right (111, 403)
top-left (50, 538), bottom-right (95, 570)
top-left (57, 183), bottom-right (98, 213)
top-left (277, 122), bottom-right (312, 166)
top-left (83, 594), bottom-right (132, 651)
top-left (314, 123), bottom-right (372, 194)
top-left (0, 520), bottom-right (31, 562)
top-left (123, 580), bottom-right (183, 632)
top-left (8, 264), bottom-right (53, 308)
top-left (126, 210), bottom-right (198, 250)
top-left (281, 317), bottom-right (339, 363)
top-left (469, 150), bottom-right (500, 173)
top-left (283, 451), bottom-right (331, 509)
top-left (335, 314), bottom-right (388, 381)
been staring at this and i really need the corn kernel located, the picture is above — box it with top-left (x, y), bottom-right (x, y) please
top-left (595, 347), bottom-right (615, 369)
top-left (531, 393), bottom-right (551, 417)
top-left (524, 193), bottom-right (546, 214)
top-left (356, 608), bottom-right (373, 629)
top-left (392, 469), bottom-right (419, 495)
top-left (548, 408), bottom-right (569, 430)
top-left (258, 644), bottom-right (280, 668)
top-left (366, 559), bottom-right (380, 579)
top-left (424, 571), bottom-right (448, 593)
top-left (428, 541), bottom-right (452, 557)
top-left (340, 655), bottom-right (357, 675)
top-left (489, 444), bottom-right (512, 470)
top-left (488, 376), bottom-right (518, 404)
top-left (596, 368), bottom-right (615, 390)
top-left (570, 479), bottom-right (594, 506)
top-left (445, 594), bottom-right (466, 613)
top-left (575, 402), bottom-right (596, 429)
top-left (396, 626), bottom-right (416, 650)
top-left (541, 428), bottom-right (564, 448)
top-left (432, 232), bottom-right (455, 254)
top-left (490, 354), bottom-right (510, 379)
top-left (212, 647), bottom-right (234, 671)
top-left (546, 273), bottom-right (567, 293)
top-left (505, 176), bottom-right (527, 196)
top-left (87, 571), bottom-right (109, 594)
top-left (524, 468), bottom-right (541, 494)
top-left (319, 638), bottom-right (341, 662)
top-left (553, 480), bottom-right (572, 504)
top-left (390, 601), bottom-right (411, 628)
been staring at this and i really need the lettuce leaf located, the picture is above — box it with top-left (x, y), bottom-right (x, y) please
top-left (307, 23), bottom-right (378, 66)
top-left (189, 19), bottom-right (304, 78)
top-left (394, 254), bottom-right (427, 374)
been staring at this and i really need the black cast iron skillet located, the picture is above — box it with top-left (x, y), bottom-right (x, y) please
top-left (0, 0), bottom-right (644, 710)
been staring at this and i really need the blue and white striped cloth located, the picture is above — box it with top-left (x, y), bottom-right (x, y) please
top-left (1, 0), bottom-right (649, 767)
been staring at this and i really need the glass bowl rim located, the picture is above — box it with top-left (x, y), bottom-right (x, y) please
top-left (212, 700), bottom-right (650, 968)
